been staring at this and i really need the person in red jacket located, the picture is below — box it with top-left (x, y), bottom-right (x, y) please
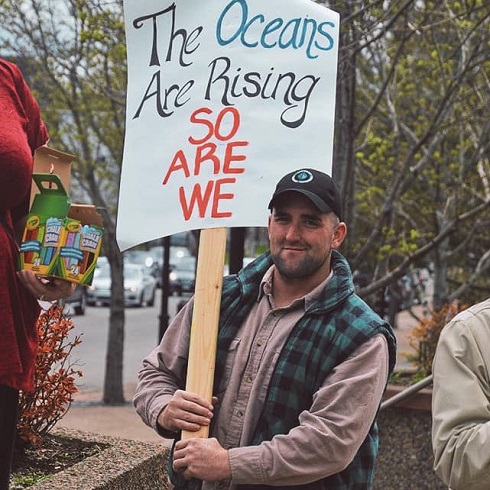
top-left (0, 58), bottom-right (74, 490)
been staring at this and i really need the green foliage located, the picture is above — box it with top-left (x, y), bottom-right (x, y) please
top-left (12, 471), bottom-right (46, 487)
top-left (254, 244), bottom-right (269, 256)
top-left (340, 0), bottom-right (490, 307)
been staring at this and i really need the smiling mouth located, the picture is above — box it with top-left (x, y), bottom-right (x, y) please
top-left (282, 247), bottom-right (307, 254)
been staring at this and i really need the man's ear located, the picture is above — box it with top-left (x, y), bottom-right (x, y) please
top-left (332, 222), bottom-right (347, 249)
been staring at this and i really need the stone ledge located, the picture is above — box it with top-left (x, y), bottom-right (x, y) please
top-left (29, 409), bottom-right (441, 489)
top-left (30, 427), bottom-right (171, 490)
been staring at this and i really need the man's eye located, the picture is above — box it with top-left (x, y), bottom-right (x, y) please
top-left (274, 216), bottom-right (289, 223)
top-left (303, 219), bottom-right (321, 227)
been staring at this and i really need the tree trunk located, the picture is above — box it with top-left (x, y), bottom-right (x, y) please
top-left (102, 227), bottom-right (126, 405)
top-left (332, 1), bottom-right (358, 248)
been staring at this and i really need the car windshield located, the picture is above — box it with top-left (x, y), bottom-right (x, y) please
top-left (125, 267), bottom-right (141, 279)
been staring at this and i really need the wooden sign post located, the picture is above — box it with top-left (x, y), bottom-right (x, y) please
top-left (182, 227), bottom-right (227, 439)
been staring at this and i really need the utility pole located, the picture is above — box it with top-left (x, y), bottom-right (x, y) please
top-left (158, 235), bottom-right (171, 342)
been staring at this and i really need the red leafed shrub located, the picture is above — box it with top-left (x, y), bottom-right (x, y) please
top-left (407, 301), bottom-right (466, 379)
top-left (17, 304), bottom-right (83, 447)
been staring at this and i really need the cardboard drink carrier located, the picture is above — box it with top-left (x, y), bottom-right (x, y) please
top-left (18, 147), bottom-right (104, 286)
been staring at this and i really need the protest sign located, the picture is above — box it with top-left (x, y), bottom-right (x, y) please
top-left (117, 0), bottom-right (340, 250)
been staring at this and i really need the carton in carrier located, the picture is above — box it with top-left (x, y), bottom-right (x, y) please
top-left (18, 147), bottom-right (104, 286)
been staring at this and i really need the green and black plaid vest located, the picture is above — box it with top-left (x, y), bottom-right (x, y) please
top-left (213, 250), bottom-right (396, 490)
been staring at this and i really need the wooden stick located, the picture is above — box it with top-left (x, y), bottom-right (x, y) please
top-left (182, 227), bottom-right (227, 440)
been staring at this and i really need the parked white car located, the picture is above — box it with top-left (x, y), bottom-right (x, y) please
top-left (87, 263), bottom-right (157, 307)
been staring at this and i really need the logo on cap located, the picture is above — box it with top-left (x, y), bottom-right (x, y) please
top-left (291, 170), bottom-right (313, 184)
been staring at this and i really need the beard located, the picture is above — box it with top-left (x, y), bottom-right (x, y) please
top-left (272, 250), bottom-right (327, 280)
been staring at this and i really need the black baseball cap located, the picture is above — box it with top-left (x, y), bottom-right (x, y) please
top-left (268, 168), bottom-right (342, 220)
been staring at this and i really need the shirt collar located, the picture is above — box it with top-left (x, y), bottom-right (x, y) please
top-left (258, 265), bottom-right (334, 309)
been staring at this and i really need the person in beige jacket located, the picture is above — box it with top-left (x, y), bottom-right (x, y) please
top-left (432, 298), bottom-right (490, 490)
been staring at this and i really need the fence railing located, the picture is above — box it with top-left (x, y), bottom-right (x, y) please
top-left (380, 375), bottom-right (433, 411)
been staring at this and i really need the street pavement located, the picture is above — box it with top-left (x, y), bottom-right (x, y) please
top-left (56, 305), bottom-right (423, 443)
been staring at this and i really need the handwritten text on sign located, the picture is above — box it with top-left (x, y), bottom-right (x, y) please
top-left (117, 0), bottom-right (339, 250)
top-left (132, 1), bottom-right (336, 128)
top-left (162, 107), bottom-right (248, 221)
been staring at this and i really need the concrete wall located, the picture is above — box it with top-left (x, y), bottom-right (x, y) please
top-left (375, 407), bottom-right (446, 489)
top-left (30, 428), bottom-right (171, 490)
top-left (35, 406), bottom-right (446, 490)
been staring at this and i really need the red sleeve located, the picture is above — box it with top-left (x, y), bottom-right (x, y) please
top-left (0, 59), bottom-right (49, 221)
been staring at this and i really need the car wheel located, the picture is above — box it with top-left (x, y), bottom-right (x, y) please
top-left (147, 289), bottom-right (155, 307)
top-left (136, 292), bottom-right (144, 307)
top-left (74, 294), bottom-right (87, 315)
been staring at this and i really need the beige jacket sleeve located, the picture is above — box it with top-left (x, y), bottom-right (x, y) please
top-left (432, 300), bottom-right (490, 490)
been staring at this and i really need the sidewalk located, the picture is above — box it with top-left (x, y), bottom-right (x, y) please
top-left (56, 383), bottom-right (169, 444)
top-left (393, 305), bottom-right (424, 371)
top-left (56, 386), bottom-right (170, 444)
top-left (56, 307), bottom-right (422, 442)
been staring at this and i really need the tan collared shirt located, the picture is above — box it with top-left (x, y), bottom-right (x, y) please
top-left (133, 267), bottom-right (389, 489)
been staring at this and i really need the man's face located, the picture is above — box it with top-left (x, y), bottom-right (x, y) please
top-left (268, 192), bottom-right (346, 281)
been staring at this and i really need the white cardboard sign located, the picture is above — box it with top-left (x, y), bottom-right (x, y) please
top-left (117, 0), bottom-right (339, 251)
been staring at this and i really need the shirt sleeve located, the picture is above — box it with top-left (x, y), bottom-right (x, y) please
top-left (132, 299), bottom-right (193, 438)
top-left (432, 315), bottom-right (490, 490)
top-left (229, 334), bottom-right (389, 486)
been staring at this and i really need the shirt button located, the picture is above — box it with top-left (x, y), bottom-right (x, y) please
top-left (246, 375), bottom-right (253, 383)
top-left (256, 339), bottom-right (264, 347)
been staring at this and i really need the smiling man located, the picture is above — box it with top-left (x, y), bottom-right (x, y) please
top-left (133, 168), bottom-right (397, 490)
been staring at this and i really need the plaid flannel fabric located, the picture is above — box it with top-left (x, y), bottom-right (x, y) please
top-left (215, 250), bottom-right (396, 489)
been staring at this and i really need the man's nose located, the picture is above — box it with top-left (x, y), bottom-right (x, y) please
top-left (285, 222), bottom-right (301, 241)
